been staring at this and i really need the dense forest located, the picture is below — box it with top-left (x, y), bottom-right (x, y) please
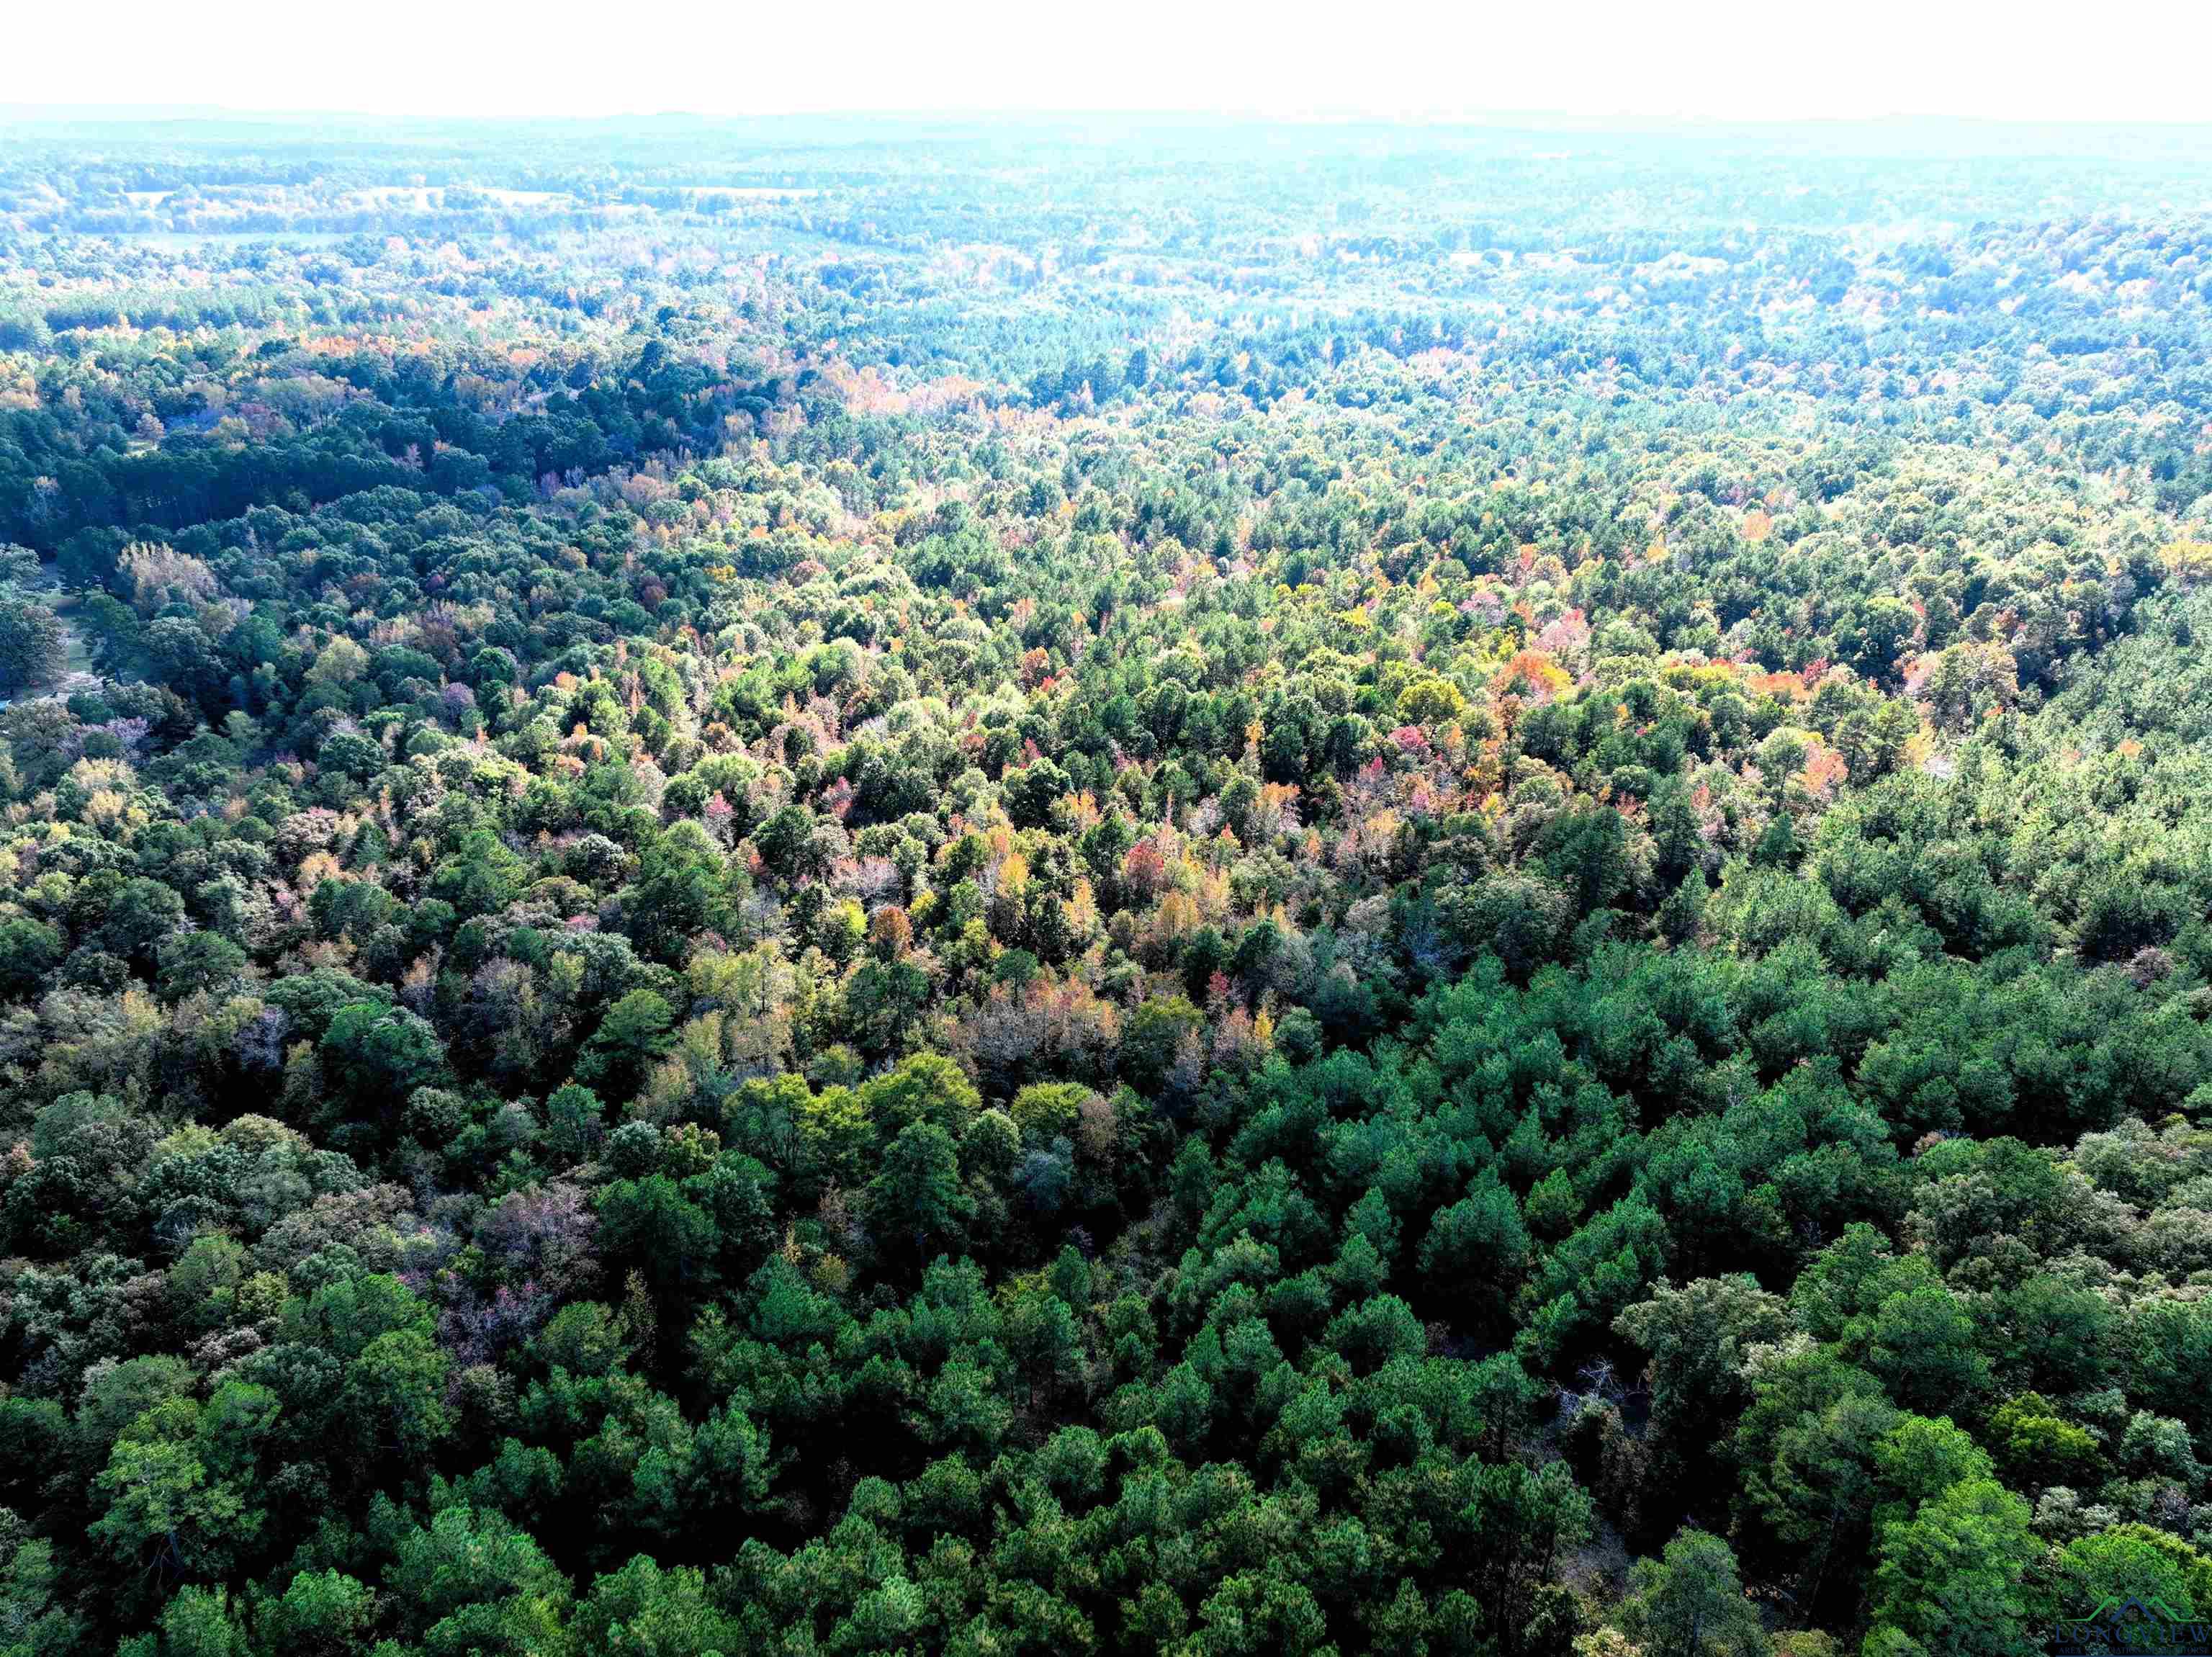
top-left (3, 114), bottom-right (2212, 1656)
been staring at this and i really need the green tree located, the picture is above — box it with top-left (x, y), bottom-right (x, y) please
top-left (575, 989), bottom-right (675, 1101)
top-left (1862, 1285), bottom-right (1990, 1418)
top-left (344, 1329), bottom-right (450, 1466)
top-left (597, 1175), bottom-right (720, 1298)
top-left (383, 1505), bottom-right (573, 1657)
top-left (1862, 1477), bottom-right (2035, 1657)
top-left (1416, 1170), bottom-right (1531, 1326)
top-left (320, 1001), bottom-right (448, 1118)
top-left (2030, 1525), bottom-right (2212, 1630)
top-left (0, 594), bottom-right (63, 695)
top-left (1616, 1275), bottom-right (1789, 1479)
top-left (88, 1399), bottom-right (266, 1600)
top-left (868, 1121), bottom-right (975, 1261)
top-left (1616, 1529), bottom-right (1765, 1657)
top-left (575, 1555), bottom-right (739, 1656)
top-left (156, 930), bottom-right (246, 1002)
top-left (254, 1569), bottom-right (378, 1657)
top-left (625, 822), bottom-right (739, 961)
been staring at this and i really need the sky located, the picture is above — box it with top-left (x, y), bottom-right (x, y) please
top-left (8, 0), bottom-right (2210, 126)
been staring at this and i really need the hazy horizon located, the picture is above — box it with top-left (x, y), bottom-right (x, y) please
top-left (8, 104), bottom-right (2212, 132)
top-left (10, 0), bottom-right (2212, 127)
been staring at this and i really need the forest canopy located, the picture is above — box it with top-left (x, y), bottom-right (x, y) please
top-left (1, 114), bottom-right (2211, 1657)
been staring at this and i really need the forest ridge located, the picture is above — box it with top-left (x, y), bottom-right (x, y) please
top-left (0, 117), bottom-right (2210, 1657)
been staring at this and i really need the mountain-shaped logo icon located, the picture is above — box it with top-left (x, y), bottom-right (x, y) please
top-left (2054, 1592), bottom-right (2212, 1656)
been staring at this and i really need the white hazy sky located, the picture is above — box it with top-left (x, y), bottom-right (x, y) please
top-left (9, 0), bottom-right (2209, 125)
